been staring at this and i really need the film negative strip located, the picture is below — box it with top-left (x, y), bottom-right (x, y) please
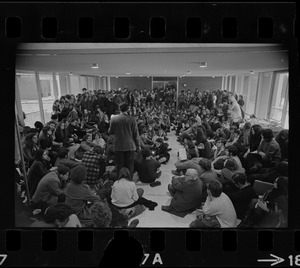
top-left (0, 1), bottom-right (299, 267)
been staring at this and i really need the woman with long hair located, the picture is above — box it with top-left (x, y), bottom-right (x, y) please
top-left (195, 127), bottom-right (212, 159)
top-left (23, 132), bottom-right (39, 169)
top-left (243, 124), bottom-right (263, 164)
top-left (27, 149), bottom-right (51, 198)
top-left (54, 119), bottom-right (70, 147)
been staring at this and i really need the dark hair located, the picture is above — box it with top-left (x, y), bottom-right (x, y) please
top-left (249, 124), bottom-right (263, 151)
top-left (118, 167), bottom-right (131, 180)
top-left (43, 203), bottom-right (73, 224)
top-left (34, 121), bottom-right (44, 131)
top-left (226, 145), bottom-right (238, 156)
top-left (92, 132), bottom-right (101, 140)
top-left (224, 158), bottom-right (237, 171)
top-left (199, 159), bottom-right (212, 171)
top-left (244, 122), bottom-right (251, 130)
top-left (232, 173), bottom-right (248, 185)
top-left (141, 148), bottom-right (151, 159)
top-left (90, 201), bottom-right (112, 227)
top-left (277, 129), bottom-right (289, 140)
top-left (57, 147), bottom-right (69, 158)
top-left (34, 149), bottom-right (46, 161)
top-left (251, 124), bottom-right (263, 136)
top-left (51, 114), bottom-right (58, 120)
top-left (262, 128), bottom-right (274, 141)
top-left (207, 179), bottom-right (223, 197)
top-left (233, 129), bottom-right (241, 136)
top-left (155, 137), bottom-right (164, 144)
top-left (24, 133), bottom-right (38, 147)
top-left (187, 141), bottom-right (195, 150)
top-left (42, 125), bottom-right (52, 136)
top-left (119, 102), bottom-right (129, 112)
top-left (93, 146), bottom-right (104, 155)
top-left (215, 137), bottom-right (226, 146)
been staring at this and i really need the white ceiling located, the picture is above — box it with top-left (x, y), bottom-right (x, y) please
top-left (16, 43), bottom-right (288, 77)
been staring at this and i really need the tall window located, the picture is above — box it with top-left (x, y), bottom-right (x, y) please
top-left (245, 75), bottom-right (259, 115)
top-left (231, 76), bottom-right (236, 92)
top-left (70, 75), bottom-right (80, 94)
top-left (269, 72), bottom-right (289, 123)
top-left (16, 71), bottom-right (41, 127)
top-left (39, 72), bottom-right (56, 123)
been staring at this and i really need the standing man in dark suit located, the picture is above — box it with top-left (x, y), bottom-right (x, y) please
top-left (109, 102), bottom-right (140, 178)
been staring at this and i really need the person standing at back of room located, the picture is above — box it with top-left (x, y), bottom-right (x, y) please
top-left (109, 102), bottom-right (140, 178)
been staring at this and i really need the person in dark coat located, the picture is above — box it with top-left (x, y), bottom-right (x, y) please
top-left (226, 173), bottom-right (257, 220)
top-left (27, 149), bottom-right (51, 198)
top-left (22, 133), bottom-right (39, 169)
top-left (136, 148), bottom-right (161, 183)
top-left (163, 168), bottom-right (203, 212)
top-left (275, 129), bottom-right (288, 161)
top-left (153, 138), bottom-right (170, 164)
top-left (108, 102), bottom-right (140, 178)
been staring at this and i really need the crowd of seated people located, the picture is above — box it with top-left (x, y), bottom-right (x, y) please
top-left (16, 86), bottom-right (288, 228)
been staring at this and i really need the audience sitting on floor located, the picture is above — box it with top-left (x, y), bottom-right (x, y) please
top-left (16, 87), bottom-right (288, 229)
top-left (31, 164), bottom-right (70, 211)
top-left (65, 165), bottom-right (101, 225)
top-left (189, 179), bottom-right (238, 228)
top-left (136, 148), bottom-right (161, 183)
top-left (239, 176), bottom-right (288, 228)
top-left (162, 168), bottom-right (203, 213)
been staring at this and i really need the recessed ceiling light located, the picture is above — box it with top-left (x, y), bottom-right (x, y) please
top-left (182, 74), bottom-right (186, 77)
top-left (199, 62), bottom-right (207, 68)
top-left (91, 63), bottom-right (99, 69)
top-left (126, 71), bottom-right (130, 75)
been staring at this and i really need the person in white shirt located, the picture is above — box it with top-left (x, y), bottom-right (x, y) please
top-left (111, 167), bottom-right (145, 219)
top-left (189, 179), bottom-right (238, 228)
top-left (228, 95), bottom-right (242, 127)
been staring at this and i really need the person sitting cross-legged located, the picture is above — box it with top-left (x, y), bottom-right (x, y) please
top-left (31, 164), bottom-right (70, 211)
top-left (153, 137), bottom-right (170, 164)
top-left (64, 165), bottom-right (101, 223)
top-left (189, 179), bottom-right (238, 228)
top-left (110, 167), bottom-right (146, 220)
top-left (136, 148), bottom-right (161, 183)
top-left (162, 168), bottom-right (203, 213)
top-left (226, 173), bottom-right (257, 221)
